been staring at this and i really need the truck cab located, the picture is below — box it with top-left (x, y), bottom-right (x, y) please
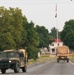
top-left (0, 49), bottom-right (27, 74)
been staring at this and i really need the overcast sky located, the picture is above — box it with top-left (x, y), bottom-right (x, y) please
top-left (0, 0), bottom-right (74, 32)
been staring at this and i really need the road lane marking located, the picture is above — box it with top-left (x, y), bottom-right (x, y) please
top-left (69, 61), bottom-right (74, 65)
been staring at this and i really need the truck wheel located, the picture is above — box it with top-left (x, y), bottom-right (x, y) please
top-left (22, 65), bottom-right (27, 72)
top-left (57, 60), bottom-right (59, 63)
top-left (1, 69), bottom-right (6, 74)
top-left (14, 62), bottom-right (20, 73)
top-left (57, 59), bottom-right (59, 63)
top-left (67, 59), bottom-right (69, 63)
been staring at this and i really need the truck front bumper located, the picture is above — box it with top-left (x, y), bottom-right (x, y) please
top-left (0, 60), bottom-right (16, 69)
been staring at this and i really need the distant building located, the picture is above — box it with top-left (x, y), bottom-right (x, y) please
top-left (40, 47), bottom-right (48, 54)
top-left (49, 38), bottom-right (63, 55)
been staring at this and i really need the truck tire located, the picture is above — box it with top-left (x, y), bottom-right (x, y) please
top-left (57, 58), bottom-right (59, 63)
top-left (22, 65), bottom-right (27, 72)
top-left (67, 58), bottom-right (69, 63)
top-left (14, 62), bottom-right (20, 73)
top-left (57, 60), bottom-right (59, 63)
top-left (1, 69), bottom-right (6, 74)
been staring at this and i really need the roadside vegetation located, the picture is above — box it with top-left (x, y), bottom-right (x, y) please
top-left (0, 6), bottom-right (49, 60)
top-left (69, 54), bottom-right (74, 63)
top-left (27, 53), bottom-right (50, 65)
top-left (61, 19), bottom-right (74, 50)
top-left (0, 6), bottom-right (74, 61)
top-left (27, 53), bottom-right (57, 65)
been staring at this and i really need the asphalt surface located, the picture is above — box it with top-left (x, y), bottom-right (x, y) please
top-left (0, 59), bottom-right (74, 75)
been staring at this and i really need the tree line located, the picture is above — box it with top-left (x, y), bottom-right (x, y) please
top-left (0, 6), bottom-right (74, 60)
top-left (0, 6), bottom-right (49, 60)
top-left (49, 19), bottom-right (74, 51)
top-left (61, 19), bottom-right (74, 50)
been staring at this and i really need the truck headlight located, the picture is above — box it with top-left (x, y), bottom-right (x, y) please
top-left (9, 60), bottom-right (12, 63)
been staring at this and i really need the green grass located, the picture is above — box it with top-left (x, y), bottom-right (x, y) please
top-left (27, 53), bottom-right (51, 65)
top-left (69, 55), bottom-right (74, 63)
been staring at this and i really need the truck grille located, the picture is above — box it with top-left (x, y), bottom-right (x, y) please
top-left (0, 60), bottom-right (9, 63)
top-left (0, 60), bottom-right (9, 68)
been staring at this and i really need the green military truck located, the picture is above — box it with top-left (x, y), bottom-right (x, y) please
top-left (0, 49), bottom-right (27, 74)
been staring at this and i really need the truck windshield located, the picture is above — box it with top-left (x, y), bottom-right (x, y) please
top-left (8, 52), bottom-right (19, 58)
top-left (0, 52), bottom-right (19, 58)
top-left (0, 52), bottom-right (7, 58)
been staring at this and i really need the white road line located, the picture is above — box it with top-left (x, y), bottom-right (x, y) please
top-left (69, 61), bottom-right (74, 65)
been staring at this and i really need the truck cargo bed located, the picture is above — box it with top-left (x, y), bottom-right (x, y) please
top-left (56, 46), bottom-right (69, 63)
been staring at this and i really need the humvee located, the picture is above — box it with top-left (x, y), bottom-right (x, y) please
top-left (0, 49), bottom-right (27, 74)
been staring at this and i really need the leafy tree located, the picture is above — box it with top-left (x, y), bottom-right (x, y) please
top-left (0, 32), bottom-right (16, 50)
top-left (23, 21), bottom-right (40, 59)
top-left (0, 7), bottom-right (16, 50)
top-left (27, 45), bottom-right (39, 60)
top-left (0, 7), bottom-right (27, 50)
top-left (0, 6), bottom-right (52, 60)
top-left (9, 7), bottom-right (24, 49)
top-left (61, 19), bottom-right (74, 50)
top-left (0, 6), bottom-right (40, 60)
top-left (25, 21), bottom-right (40, 47)
top-left (35, 25), bottom-right (49, 48)
top-left (18, 16), bottom-right (28, 49)
top-left (49, 27), bottom-right (61, 39)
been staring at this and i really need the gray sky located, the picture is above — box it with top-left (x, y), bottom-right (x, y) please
top-left (0, 0), bottom-right (74, 32)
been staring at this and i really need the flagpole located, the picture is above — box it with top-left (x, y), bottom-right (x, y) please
top-left (55, 3), bottom-right (58, 45)
top-left (55, 0), bottom-right (72, 44)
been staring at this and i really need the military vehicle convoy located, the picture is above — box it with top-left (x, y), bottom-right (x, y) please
top-left (56, 46), bottom-right (69, 63)
top-left (0, 49), bottom-right (27, 74)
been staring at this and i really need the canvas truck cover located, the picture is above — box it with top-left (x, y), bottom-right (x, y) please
top-left (57, 46), bottom-right (69, 57)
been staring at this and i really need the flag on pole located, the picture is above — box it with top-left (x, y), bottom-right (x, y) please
top-left (55, 4), bottom-right (57, 18)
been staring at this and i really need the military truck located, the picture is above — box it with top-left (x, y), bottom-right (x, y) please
top-left (19, 49), bottom-right (28, 62)
top-left (56, 46), bottom-right (69, 63)
top-left (0, 49), bottom-right (27, 74)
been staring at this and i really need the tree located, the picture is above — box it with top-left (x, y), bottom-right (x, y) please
top-left (0, 7), bottom-right (16, 50)
top-left (9, 7), bottom-right (24, 49)
top-left (27, 45), bottom-right (39, 60)
top-left (0, 6), bottom-right (51, 60)
top-left (35, 25), bottom-right (49, 48)
top-left (24, 21), bottom-right (40, 47)
top-left (49, 27), bottom-right (61, 39)
top-left (0, 7), bottom-right (27, 50)
top-left (0, 6), bottom-right (40, 60)
top-left (61, 19), bottom-right (74, 50)
top-left (23, 21), bottom-right (40, 59)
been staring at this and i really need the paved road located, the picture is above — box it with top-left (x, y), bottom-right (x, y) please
top-left (0, 60), bottom-right (74, 75)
